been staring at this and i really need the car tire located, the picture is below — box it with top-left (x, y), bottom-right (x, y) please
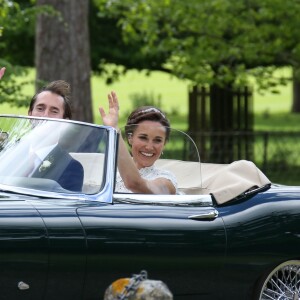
top-left (255, 260), bottom-right (300, 300)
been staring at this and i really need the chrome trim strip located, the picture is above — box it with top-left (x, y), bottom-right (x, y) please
top-left (0, 114), bottom-right (111, 130)
top-left (113, 193), bottom-right (213, 206)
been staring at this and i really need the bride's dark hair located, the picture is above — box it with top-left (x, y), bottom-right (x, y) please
top-left (125, 106), bottom-right (170, 141)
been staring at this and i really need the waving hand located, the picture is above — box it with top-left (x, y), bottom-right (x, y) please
top-left (99, 91), bottom-right (119, 130)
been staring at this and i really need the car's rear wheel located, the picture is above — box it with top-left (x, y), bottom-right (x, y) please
top-left (257, 260), bottom-right (300, 300)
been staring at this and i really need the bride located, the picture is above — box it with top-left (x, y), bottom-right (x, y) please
top-left (99, 91), bottom-right (177, 195)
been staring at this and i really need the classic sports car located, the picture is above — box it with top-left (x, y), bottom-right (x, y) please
top-left (0, 115), bottom-right (299, 300)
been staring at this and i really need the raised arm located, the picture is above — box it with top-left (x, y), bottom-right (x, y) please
top-left (0, 67), bottom-right (6, 80)
top-left (99, 92), bottom-right (175, 194)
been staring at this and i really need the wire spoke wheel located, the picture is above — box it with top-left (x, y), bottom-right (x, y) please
top-left (259, 261), bottom-right (300, 300)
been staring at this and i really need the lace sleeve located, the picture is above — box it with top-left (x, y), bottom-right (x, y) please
top-left (115, 166), bottom-right (179, 194)
top-left (142, 167), bottom-right (178, 193)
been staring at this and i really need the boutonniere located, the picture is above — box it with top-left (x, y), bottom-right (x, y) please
top-left (39, 155), bottom-right (54, 172)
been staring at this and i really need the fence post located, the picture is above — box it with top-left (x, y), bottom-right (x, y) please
top-left (188, 85), bottom-right (253, 163)
top-left (262, 132), bottom-right (269, 173)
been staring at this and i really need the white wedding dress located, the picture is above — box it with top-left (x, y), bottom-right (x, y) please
top-left (115, 165), bottom-right (178, 194)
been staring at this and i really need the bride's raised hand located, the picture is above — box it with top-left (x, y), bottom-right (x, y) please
top-left (99, 91), bottom-right (120, 129)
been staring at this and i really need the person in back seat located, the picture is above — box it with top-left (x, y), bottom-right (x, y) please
top-left (99, 91), bottom-right (178, 194)
top-left (0, 67), bottom-right (83, 192)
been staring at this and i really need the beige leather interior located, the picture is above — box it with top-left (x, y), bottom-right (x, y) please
top-left (71, 153), bottom-right (271, 204)
top-left (155, 159), bottom-right (271, 204)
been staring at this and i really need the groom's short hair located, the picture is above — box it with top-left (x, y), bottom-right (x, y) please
top-left (29, 80), bottom-right (72, 119)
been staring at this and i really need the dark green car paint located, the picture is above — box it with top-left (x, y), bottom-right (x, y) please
top-left (78, 203), bottom-right (226, 300)
top-left (218, 187), bottom-right (300, 299)
top-left (0, 116), bottom-right (299, 300)
top-left (31, 199), bottom-right (87, 300)
top-left (1, 186), bottom-right (300, 300)
top-left (0, 197), bottom-right (48, 299)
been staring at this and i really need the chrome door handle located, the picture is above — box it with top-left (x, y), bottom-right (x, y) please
top-left (188, 209), bottom-right (219, 220)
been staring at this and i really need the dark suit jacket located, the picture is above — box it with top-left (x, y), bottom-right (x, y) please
top-left (32, 146), bottom-right (84, 192)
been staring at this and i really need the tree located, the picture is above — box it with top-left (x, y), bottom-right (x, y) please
top-left (89, 2), bottom-right (169, 84)
top-left (94, 0), bottom-right (300, 86)
top-left (93, 0), bottom-right (300, 162)
top-left (2, 0), bottom-right (169, 86)
top-left (4, 0), bottom-right (300, 115)
top-left (35, 0), bottom-right (92, 122)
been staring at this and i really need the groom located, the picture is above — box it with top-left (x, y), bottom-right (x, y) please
top-left (0, 67), bottom-right (84, 192)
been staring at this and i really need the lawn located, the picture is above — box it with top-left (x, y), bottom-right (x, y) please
top-left (1, 67), bottom-right (299, 184)
top-left (0, 67), bottom-right (299, 131)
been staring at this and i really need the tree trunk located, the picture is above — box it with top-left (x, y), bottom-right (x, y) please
top-left (292, 68), bottom-right (300, 113)
top-left (35, 0), bottom-right (93, 122)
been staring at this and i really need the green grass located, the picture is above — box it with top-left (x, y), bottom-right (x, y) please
top-left (1, 67), bottom-right (300, 184)
top-left (1, 67), bottom-right (300, 131)
top-left (253, 67), bottom-right (293, 113)
top-left (91, 69), bottom-right (191, 126)
top-left (254, 112), bottom-right (300, 131)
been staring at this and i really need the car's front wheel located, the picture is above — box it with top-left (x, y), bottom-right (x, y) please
top-left (256, 260), bottom-right (300, 300)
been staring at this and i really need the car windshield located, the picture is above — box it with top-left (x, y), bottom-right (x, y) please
top-left (0, 115), bottom-right (109, 196)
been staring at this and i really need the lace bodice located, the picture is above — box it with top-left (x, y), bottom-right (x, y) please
top-left (115, 165), bottom-right (178, 193)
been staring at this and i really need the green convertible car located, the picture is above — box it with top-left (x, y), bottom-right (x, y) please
top-left (0, 115), bottom-right (299, 300)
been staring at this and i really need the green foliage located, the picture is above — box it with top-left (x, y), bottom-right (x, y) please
top-left (94, 0), bottom-right (300, 91)
top-left (6, 0), bottom-right (300, 94)
top-left (0, 60), bottom-right (32, 107)
top-left (129, 90), bottom-right (161, 107)
top-left (2, 0), bottom-right (169, 85)
top-left (1, 1), bottom-right (57, 67)
top-left (0, 0), bottom-right (36, 106)
top-left (0, 1), bottom-right (56, 107)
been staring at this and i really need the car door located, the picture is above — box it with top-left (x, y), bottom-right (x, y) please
top-left (31, 199), bottom-right (87, 300)
top-left (0, 197), bottom-right (48, 299)
top-left (78, 197), bottom-right (226, 300)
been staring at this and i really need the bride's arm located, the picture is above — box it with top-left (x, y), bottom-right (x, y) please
top-left (0, 67), bottom-right (6, 80)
